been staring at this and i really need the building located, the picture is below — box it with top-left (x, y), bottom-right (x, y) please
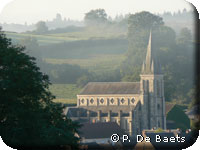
top-left (66, 32), bottom-right (166, 136)
top-left (135, 129), bottom-right (194, 150)
top-left (165, 104), bottom-right (190, 130)
top-left (78, 122), bottom-right (125, 144)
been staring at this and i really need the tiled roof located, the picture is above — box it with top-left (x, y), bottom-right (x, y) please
top-left (66, 106), bottom-right (136, 118)
top-left (79, 122), bottom-right (126, 139)
top-left (79, 82), bottom-right (140, 95)
top-left (165, 103), bottom-right (175, 115)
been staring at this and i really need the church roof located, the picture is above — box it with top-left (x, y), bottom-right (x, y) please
top-left (165, 103), bottom-right (176, 115)
top-left (79, 122), bottom-right (126, 139)
top-left (65, 106), bottom-right (136, 118)
top-left (79, 82), bottom-right (140, 95)
top-left (141, 31), bottom-right (162, 74)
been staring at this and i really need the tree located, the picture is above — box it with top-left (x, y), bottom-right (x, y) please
top-left (0, 28), bottom-right (80, 149)
top-left (84, 9), bottom-right (108, 26)
top-left (177, 27), bottom-right (192, 44)
top-left (120, 11), bottom-right (166, 81)
top-left (20, 37), bottom-right (41, 59)
top-left (35, 21), bottom-right (48, 34)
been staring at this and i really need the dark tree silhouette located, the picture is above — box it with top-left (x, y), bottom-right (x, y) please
top-left (0, 28), bottom-right (80, 149)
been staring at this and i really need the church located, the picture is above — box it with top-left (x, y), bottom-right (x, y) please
top-left (66, 32), bottom-right (166, 136)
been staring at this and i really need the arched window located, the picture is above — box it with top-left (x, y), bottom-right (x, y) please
top-left (146, 80), bottom-right (149, 92)
top-left (143, 80), bottom-right (145, 91)
top-left (124, 119), bottom-right (128, 130)
top-left (81, 99), bottom-right (84, 104)
top-left (157, 104), bottom-right (160, 110)
top-left (139, 103), bottom-right (142, 111)
top-left (160, 81), bottom-right (163, 96)
top-left (157, 80), bottom-right (160, 96)
top-left (158, 121), bottom-right (161, 127)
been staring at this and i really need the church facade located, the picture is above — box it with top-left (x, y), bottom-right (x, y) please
top-left (66, 32), bottom-right (166, 136)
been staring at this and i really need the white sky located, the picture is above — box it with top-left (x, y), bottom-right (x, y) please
top-left (0, 0), bottom-right (195, 24)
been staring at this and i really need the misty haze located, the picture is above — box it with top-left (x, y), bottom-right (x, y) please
top-left (0, 0), bottom-right (198, 149)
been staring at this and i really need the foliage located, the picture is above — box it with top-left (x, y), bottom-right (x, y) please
top-left (0, 28), bottom-right (80, 149)
top-left (154, 128), bottom-right (164, 133)
top-left (188, 89), bottom-right (196, 109)
top-left (128, 11), bottom-right (164, 32)
top-left (35, 21), bottom-right (49, 34)
top-left (40, 63), bottom-right (91, 84)
top-left (84, 9), bottom-right (108, 26)
top-left (177, 27), bottom-right (192, 45)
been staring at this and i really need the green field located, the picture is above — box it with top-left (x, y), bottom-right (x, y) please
top-left (5, 32), bottom-right (77, 45)
top-left (5, 29), bottom-right (126, 46)
top-left (49, 84), bottom-right (81, 104)
top-left (44, 54), bottom-right (125, 73)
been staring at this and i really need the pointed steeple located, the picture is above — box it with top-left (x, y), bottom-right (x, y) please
top-left (141, 31), bottom-right (162, 74)
top-left (145, 31), bottom-right (153, 73)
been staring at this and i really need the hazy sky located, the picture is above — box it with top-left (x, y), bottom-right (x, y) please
top-left (0, 0), bottom-right (194, 24)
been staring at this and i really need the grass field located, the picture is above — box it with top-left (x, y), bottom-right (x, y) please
top-left (5, 32), bottom-right (77, 45)
top-left (5, 29), bottom-right (126, 46)
top-left (44, 54), bottom-right (125, 73)
top-left (49, 84), bottom-right (81, 104)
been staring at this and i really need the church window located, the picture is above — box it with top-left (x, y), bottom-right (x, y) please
top-left (157, 80), bottom-right (160, 96)
top-left (157, 104), bottom-right (160, 110)
top-left (121, 98), bottom-right (125, 104)
top-left (110, 98), bottom-right (114, 104)
top-left (90, 98), bottom-right (94, 104)
top-left (143, 80), bottom-right (145, 91)
top-left (124, 119), bottom-right (127, 130)
top-left (158, 121), bottom-right (160, 127)
top-left (131, 98), bottom-right (135, 103)
top-left (146, 80), bottom-right (149, 92)
top-left (139, 103), bottom-right (142, 111)
top-left (81, 99), bottom-right (84, 103)
top-left (100, 98), bottom-right (104, 103)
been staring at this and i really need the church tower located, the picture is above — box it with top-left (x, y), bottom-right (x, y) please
top-left (140, 31), bottom-right (166, 130)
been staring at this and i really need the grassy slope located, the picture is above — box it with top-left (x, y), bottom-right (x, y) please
top-left (44, 54), bottom-right (125, 73)
top-left (5, 29), bottom-right (126, 46)
top-left (49, 84), bottom-right (82, 104)
top-left (5, 32), bottom-right (78, 45)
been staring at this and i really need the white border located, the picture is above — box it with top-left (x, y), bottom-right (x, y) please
top-left (0, 0), bottom-right (199, 149)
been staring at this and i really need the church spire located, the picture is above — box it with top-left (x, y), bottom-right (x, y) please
top-left (145, 31), bottom-right (152, 72)
top-left (141, 31), bottom-right (161, 74)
